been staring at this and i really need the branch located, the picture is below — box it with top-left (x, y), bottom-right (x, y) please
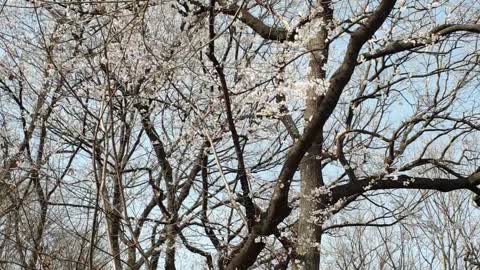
top-left (178, 231), bottom-right (214, 270)
top-left (135, 103), bottom-right (174, 185)
top-left (328, 174), bottom-right (480, 206)
top-left (361, 24), bottom-right (480, 62)
top-left (218, 0), bottom-right (289, 41)
top-left (175, 143), bottom-right (207, 212)
top-left (321, 215), bottom-right (406, 232)
top-left (207, 4), bottom-right (257, 229)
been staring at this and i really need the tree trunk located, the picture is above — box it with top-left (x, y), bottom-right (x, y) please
top-left (165, 223), bottom-right (177, 270)
top-left (164, 186), bottom-right (177, 270)
top-left (296, 1), bottom-right (332, 269)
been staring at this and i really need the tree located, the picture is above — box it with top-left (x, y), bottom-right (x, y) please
top-left (0, 0), bottom-right (479, 269)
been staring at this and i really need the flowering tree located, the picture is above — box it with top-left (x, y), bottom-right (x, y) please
top-left (0, 0), bottom-right (479, 269)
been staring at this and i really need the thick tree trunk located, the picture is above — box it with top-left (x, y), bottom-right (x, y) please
top-left (296, 2), bottom-right (332, 269)
top-left (109, 177), bottom-right (124, 270)
top-left (297, 157), bottom-right (324, 270)
top-left (164, 185), bottom-right (177, 270)
top-left (165, 223), bottom-right (177, 270)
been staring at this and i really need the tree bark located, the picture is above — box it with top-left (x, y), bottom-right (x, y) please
top-left (296, 1), bottom-right (332, 269)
